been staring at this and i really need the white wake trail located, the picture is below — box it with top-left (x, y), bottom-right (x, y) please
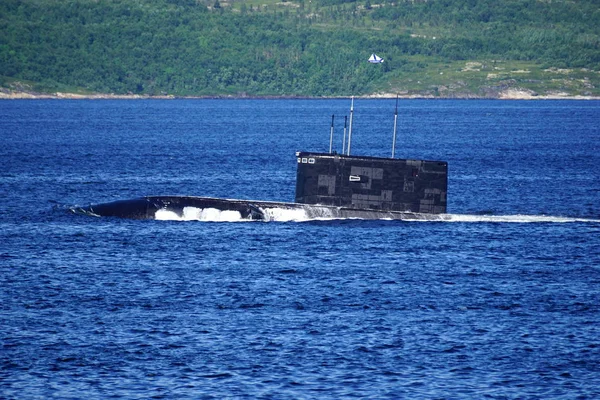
top-left (440, 214), bottom-right (600, 224)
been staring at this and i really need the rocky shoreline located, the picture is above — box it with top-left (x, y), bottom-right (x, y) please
top-left (0, 90), bottom-right (176, 100)
top-left (1, 88), bottom-right (598, 100)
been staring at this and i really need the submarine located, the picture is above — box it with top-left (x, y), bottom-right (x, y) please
top-left (73, 98), bottom-right (449, 222)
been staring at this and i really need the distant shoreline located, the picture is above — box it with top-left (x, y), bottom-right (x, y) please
top-left (1, 89), bottom-right (598, 100)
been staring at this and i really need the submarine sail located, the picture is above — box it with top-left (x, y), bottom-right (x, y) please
top-left (295, 152), bottom-right (447, 214)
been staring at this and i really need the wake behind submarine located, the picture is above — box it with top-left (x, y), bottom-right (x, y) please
top-left (73, 98), bottom-right (448, 222)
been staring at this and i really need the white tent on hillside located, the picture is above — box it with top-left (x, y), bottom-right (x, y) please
top-left (368, 53), bottom-right (384, 63)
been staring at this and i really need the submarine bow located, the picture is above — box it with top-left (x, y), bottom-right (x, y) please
top-left (74, 196), bottom-right (266, 220)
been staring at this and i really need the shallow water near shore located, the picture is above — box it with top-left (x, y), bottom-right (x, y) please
top-left (1, 99), bottom-right (599, 398)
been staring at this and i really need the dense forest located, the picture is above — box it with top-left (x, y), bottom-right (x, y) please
top-left (1, 0), bottom-right (599, 97)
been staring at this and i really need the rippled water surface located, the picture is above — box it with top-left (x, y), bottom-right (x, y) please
top-left (1, 99), bottom-right (600, 398)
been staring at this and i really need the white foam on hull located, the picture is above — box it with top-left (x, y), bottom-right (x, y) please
top-left (154, 205), bottom-right (599, 224)
top-left (156, 207), bottom-right (246, 222)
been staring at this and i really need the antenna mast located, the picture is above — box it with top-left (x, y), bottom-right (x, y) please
top-left (342, 115), bottom-right (347, 154)
top-left (329, 114), bottom-right (335, 154)
top-left (392, 94), bottom-right (399, 158)
top-left (347, 97), bottom-right (354, 155)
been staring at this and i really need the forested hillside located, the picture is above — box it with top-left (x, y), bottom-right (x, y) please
top-left (1, 0), bottom-right (599, 97)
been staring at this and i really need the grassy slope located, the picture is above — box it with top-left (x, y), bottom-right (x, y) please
top-left (1, 0), bottom-right (599, 98)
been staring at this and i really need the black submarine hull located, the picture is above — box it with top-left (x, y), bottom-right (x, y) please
top-left (72, 195), bottom-right (449, 221)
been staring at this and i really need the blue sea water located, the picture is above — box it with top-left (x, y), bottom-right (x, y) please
top-left (1, 99), bottom-right (600, 398)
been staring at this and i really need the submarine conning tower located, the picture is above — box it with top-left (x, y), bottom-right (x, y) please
top-left (295, 152), bottom-right (448, 214)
